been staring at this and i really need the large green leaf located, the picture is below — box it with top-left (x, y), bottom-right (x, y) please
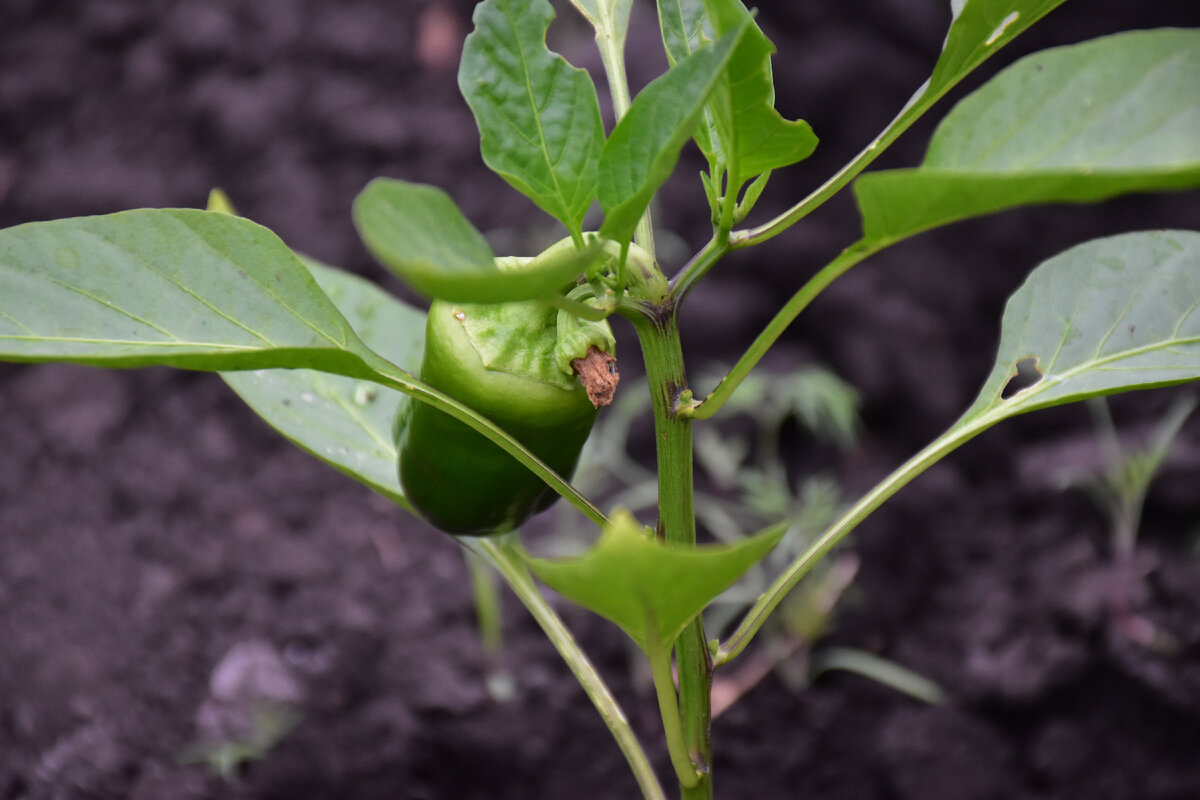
top-left (353, 178), bottom-right (602, 303)
top-left (699, 0), bottom-right (817, 189)
top-left (963, 230), bottom-right (1200, 422)
top-left (458, 0), bottom-right (605, 237)
top-left (598, 23), bottom-right (745, 244)
top-left (722, 231), bottom-right (1200, 657)
top-left (0, 206), bottom-right (602, 523)
top-left (526, 510), bottom-right (786, 655)
top-left (0, 209), bottom-right (370, 374)
top-left (222, 259), bottom-right (423, 508)
top-left (856, 29), bottom-right (1200, 244)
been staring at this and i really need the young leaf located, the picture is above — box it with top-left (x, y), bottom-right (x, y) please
top-left (458, 0), bottom-right (605, 238)
top-left (656, 0), bottom-right (718, 158)
top-left (855, 29), bottom-right (1200, 244)
top-left (699, 0), bottom-right (817, 190)
top-left (0, 209), bottom-right (370, 374)
top-left (222, 258), bottom-right (424, 508)
top-left (963, 230), bottom-right (1200, 422)
top-left (526, 510), bottom-right (786, 655)
top-left (657, 0), bottom-right (707, 66)
top-left (598, 23), bottom-right (745, 244)
top-left (353, 178), bottom-right (601, 302)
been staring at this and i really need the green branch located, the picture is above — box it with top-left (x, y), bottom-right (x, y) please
top-left (686, 239), bottom-right (885, 421)
top-left (714, 405), bottom-right (1009, 666)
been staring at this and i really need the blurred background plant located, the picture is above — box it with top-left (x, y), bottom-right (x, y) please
top-left (1058, 394), bottom-right (1197, 653)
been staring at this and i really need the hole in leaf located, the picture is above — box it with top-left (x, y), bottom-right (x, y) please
top-left (1001, 356), bottom-right (1043, 399)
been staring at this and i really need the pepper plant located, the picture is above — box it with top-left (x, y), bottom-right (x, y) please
top-left (3, 1), bottom-right (1200, 797)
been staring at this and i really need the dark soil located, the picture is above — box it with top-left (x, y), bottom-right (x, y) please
top-left (3, 2), bottom-right (1200, 798)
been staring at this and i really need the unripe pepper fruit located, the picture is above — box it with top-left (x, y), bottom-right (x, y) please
top-left (395, 293), bottom-right (616, 535)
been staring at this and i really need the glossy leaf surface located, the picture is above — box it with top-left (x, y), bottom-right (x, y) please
top-left (459, 0), bottom-right (605, 237)
top-left (856, 29), bottom-right (1200, 243)
top-left (527, 511), bottom-right (786, 654)
top-left (223, 259), bottom-right (423, 507)
top-left (0, 209), bottom-right (370, 373)
top-left (598, 24), bottom-right (743, 244)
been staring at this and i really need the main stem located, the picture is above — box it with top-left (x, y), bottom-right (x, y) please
top-left (629, 308), bottom-right (713, 800)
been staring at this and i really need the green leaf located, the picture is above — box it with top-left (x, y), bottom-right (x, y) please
top-left (0, 206), bottom-right (599, 522)
top-left (526, 510), bottom-right (786, 654)
top-left (353, 178), bottom-right (600, 303)
top-left (0, 209), bottom-right (371, 374)
top-left (937, 0), bottom-right (1065, 88)
top-left (699, 0), bottom-right (817, 189)
top-left (598, 23), bottom-right (745, 244)
top-left (222, 258), bottom-right (424, 508)
top-left (963, 230), bottom-right (1200, 422)
top-left (458, 0), bottom-right (605, 237)
top-left (856, 29), bottom-right (1200, 244)
top-left (656, 0), bottom-right (718, 157)
top-left (657, 0), bottom-right (707, 66)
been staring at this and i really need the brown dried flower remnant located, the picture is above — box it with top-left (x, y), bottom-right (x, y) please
top-left (572, 346), bottom-right (619, 408)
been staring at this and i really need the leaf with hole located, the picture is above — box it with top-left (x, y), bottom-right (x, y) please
top-left (855, 29), bottom-right (1200, 244)
top-left (963, 230), bottom-right (1200, 423)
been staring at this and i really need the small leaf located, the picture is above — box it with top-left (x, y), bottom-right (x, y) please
top-left (700, 0), bottom-right (817, 189)
top-left (353, 178), bottom-right (599, 302)
top-left (458, 0), bottom-right (605, 237)
top-left (526, 510), bottom-right (786, 653)
top-left (656, 0), bottom-right (718, 157)
top-left (657, 0), bottom-right (707, 66)
top-left (598, 23), bottom-right (745, 244)
top-left (964, 230), bottom-right (1200, 422)
top-left (856, 29), bottom-right (1200, 243)
top-left (0, 209), bottom-right (370, 374)
top-left (223, 258), bottom-right (424, 507)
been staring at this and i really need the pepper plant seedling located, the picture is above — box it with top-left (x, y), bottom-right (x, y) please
top-left (2, 1), bottom-right (1200, 797)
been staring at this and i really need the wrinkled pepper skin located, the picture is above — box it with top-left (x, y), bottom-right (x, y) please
top-left (395, 299), bottom-right (604, 535)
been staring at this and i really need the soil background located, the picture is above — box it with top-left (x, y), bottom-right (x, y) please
top-left (3, 2), bottom-right (1200, 799)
